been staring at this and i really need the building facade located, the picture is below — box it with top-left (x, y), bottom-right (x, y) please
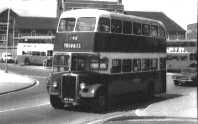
top-left (187, 23), bottom-right (197, 40)
top-left (57, 0), bottom-right (124, 17)
top-left (0, 9), bottom-right (57, 57)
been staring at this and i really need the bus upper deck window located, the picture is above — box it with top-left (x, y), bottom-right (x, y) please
top-left (142, 24), bottom-right (150, 36)
top-left (150, 25), bottom-right (158, 37)
top-left (111, 19), bottom-right (122, 33)
top-left (98, 17), bottom-right (110, 32)
top-left (123, 21), bottom-right (132, 34)
top-left (75, 17), bottom-right (96, 31)
top-left (133, 22), bottom-right (141, 35)
top-left (159, 26), bottom-right (165, 38)
top-left (58, 18), bottom-right (76, 32)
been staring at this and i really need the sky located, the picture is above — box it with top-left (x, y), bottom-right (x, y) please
top-left (0, 0), bottom-right (197, 30)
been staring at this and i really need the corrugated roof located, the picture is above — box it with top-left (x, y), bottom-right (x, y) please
top-left (124, 11), bottom-right (186, 33)
top-left (15, 16), bottom-right (58, 30)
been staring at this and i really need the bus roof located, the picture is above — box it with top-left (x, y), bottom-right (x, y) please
top-left (60, 9), bottom-right (166, 29)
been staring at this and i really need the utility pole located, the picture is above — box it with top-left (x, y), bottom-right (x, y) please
top-left (12, 17), bottom-right (15, 60)
top-left (5, 8), bottom-right (10, 73)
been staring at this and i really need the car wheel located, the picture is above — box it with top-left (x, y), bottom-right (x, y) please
top-left (50, 95), bottom-right (64, 109)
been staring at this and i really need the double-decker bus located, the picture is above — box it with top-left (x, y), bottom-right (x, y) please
top-left (47, 9), bottom-right (167, 112)
top-left (16, 36), bottom-right (54, 66)
top-left (167, 40), bottom-right (197, 72)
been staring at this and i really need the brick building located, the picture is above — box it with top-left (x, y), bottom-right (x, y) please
top-left (0, 8), bottom-right (57, 56)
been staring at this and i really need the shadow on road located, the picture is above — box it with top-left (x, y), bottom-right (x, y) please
top-left (64, 93), bottom-right (182, 114)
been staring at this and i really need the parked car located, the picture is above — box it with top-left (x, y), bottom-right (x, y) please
top-left (1, 52), bottom-right (14, 63)
top-left (173, 64), bottom-right (197, 86)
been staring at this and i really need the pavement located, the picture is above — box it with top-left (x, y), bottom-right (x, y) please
top-left (0, 69), bottom-right (37, 95)
top-left (135, 73), bottom-right (197, 119)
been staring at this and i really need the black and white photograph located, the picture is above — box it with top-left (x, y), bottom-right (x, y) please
top-left (0, 0), bottom-right (197, 123)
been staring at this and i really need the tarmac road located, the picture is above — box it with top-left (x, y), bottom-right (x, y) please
top-left (0, 64), bottom-right (196, 124)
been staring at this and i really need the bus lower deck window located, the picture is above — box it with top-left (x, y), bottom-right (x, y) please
top-left (122, 59), bottom-right (132, 72)
top-left (133, 59), bottom-right (141, 72)
top-left (111, 59), bottom-right (121, 73)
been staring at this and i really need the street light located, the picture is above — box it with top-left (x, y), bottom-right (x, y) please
top-left (5, 8), bottom-right (11, 73)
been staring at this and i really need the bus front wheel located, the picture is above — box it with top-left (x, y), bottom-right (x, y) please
top-left (50, 95), bottom-right (64, 109)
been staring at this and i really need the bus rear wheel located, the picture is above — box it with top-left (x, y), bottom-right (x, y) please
top-left (50, 95), bottom-right (64, 109)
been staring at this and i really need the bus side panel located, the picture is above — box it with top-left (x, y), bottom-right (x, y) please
top-left (107, 72), bottom-right (161, 98)
top-left (153, 70), bottom-right (166, 94)
top-left (94, 33), bottom-right (166, 53)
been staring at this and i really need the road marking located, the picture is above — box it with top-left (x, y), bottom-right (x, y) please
top-left (86, 111), bottom-right (135, 124)
top-left (127, 118), bottom-right (198, 122)
top-left (135, 109), bottom-right (146, 116)
top-left (0, 102), bottom-right (50, 113)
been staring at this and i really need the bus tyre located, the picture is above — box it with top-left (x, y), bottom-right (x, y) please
top-left (50, 95), bottom-right (64, 109)
top-left (94, 91), bottom-right (107, 113)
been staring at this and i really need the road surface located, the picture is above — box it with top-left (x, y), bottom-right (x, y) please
top-left (0, 64), bottom-right (196, 124)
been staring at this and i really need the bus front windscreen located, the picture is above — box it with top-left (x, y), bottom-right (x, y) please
top-left (53, 55), bottom-right (70, 72)
top-left (58, 18), bottom-right (76, 32)
top-left (75, 17), bottom-right (96, 31)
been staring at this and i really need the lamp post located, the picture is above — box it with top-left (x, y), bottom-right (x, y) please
top-left (5, 8), bottom-right (10, 73)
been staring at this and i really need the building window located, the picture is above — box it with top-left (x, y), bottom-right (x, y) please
top-left (0, 24), bottom-right (7, 34)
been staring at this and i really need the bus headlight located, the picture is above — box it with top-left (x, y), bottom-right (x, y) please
top-left (80, 82), bottom-right (86, 89)
top-left (52, 81), bottom-right (58, 88)
top-left (90, 89), bottom-right (95, 94)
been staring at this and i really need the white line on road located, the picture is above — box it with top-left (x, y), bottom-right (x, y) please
top-left (0, 102), bottom-right (50, 113)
